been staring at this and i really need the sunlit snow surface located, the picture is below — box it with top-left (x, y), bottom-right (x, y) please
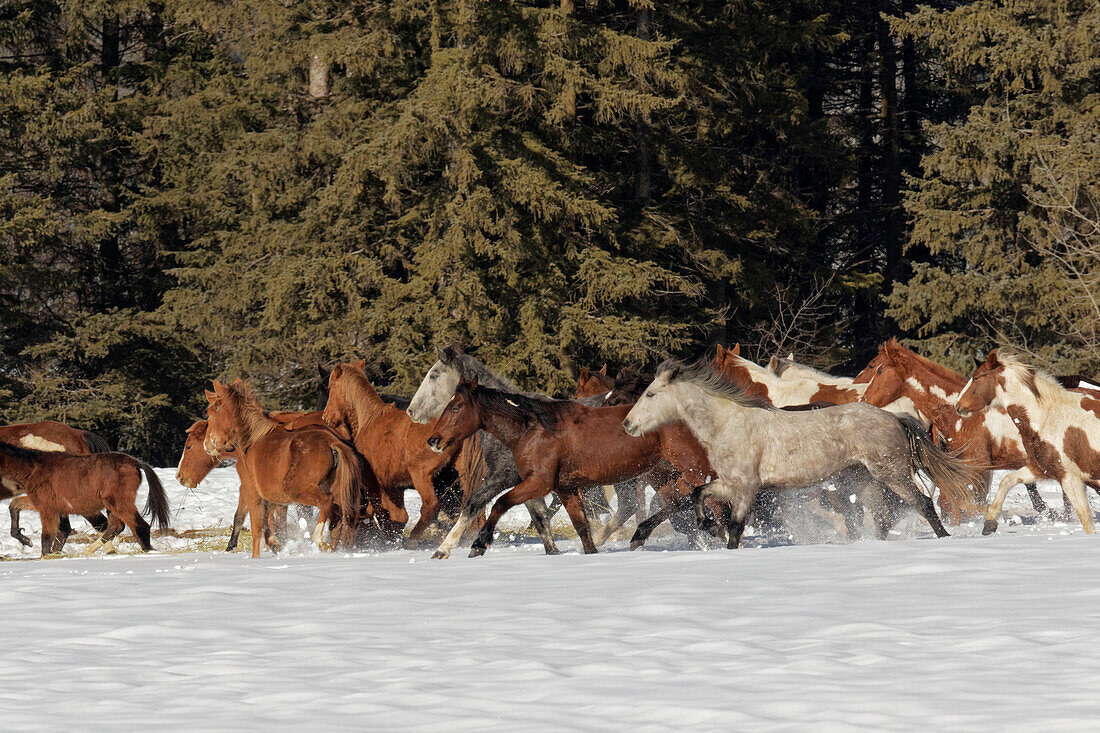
top-left (0, 468), bottom-right (1098, 731)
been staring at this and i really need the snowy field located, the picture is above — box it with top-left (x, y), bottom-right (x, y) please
top-left (1, 468), bottom-right (1099, 730)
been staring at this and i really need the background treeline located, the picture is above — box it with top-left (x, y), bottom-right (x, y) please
top-left (1, 0), bottom-right (1098, 462)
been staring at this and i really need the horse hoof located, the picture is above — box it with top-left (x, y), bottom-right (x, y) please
top-left (404, 538), bottom-right (420, 551)
top-left (545, 546), bottom-right (560, 556)
top-left (468, 545), bottom-right (487, 558)
top-left (14, 533), bottom-right (31, 548)
top-left (431, 550), bottom-right (449, 560)
top-left (629, 539), bottom-right (644, 551)
top-left (982, 520), bottom-right (998, 536)
top-left (318, 541), bottom-right (334, 553)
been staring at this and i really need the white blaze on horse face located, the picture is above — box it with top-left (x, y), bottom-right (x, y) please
top-left (19, 435), bottom-right (65, 452)
top-left (407, 361), bottom-right (461, 424)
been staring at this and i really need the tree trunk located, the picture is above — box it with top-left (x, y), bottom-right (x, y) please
top-left (877, 0), bottom-right (902, 288)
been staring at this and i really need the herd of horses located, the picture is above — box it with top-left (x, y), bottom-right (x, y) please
top-left (1, 338), bottom-right (1099, 560)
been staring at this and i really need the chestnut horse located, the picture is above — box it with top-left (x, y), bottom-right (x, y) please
top-left (176, 416), bottom-right (323, 551)
top-left (956, 351), bottom-right (1100, 535)
top-left (3, 420), bottom-right (111, 546)
top-left (323, 360), bottom-right (470, 548)
top-left (0, 441), bottom-right (170, 556)
top-left (205, 380), bottom-right (366, 557)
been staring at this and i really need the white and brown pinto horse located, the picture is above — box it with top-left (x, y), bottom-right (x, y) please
top-left (956, 351), bottom-right (1100, 535)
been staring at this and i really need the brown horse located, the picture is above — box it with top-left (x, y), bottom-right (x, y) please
top-left (323, 360), bottom-right (467, 548)
top-left (574, 365), bottom-right (614, 400)
top-left (176, 418), bottom-right (314, 552)
top-left (205, 380), bottom-right (367, 557)
top-left (427, 378), bottom-right (678, 555)
top-left (2, 420), bottom-right (111, 546)
top-left (0, 441), bottom-right (170, 556)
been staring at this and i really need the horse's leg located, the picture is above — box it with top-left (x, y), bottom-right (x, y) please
top-left (982, 467), bottom-right (1039, 535)
top-left (38, 507), bottom-right (63, 557)
top-left (470, 476), bottom-right (553, 558)
top-left (1061, 474), bottom-right (1095, 534)
top-left (82, 514), bottom-right (126, 556)
top-left (592, 482), bottom-right (640, 546)
top-left (261, 501), bottom-right (284, 553)
top-left (9, 495), bottom-right (33, 547)
top-left (630, 477), bottom-right (693, 550)
top-left (560, 489), bottom-right (598, 554)
top-left (874, 465), bottom-right (950, 538)
top-left (1024, 483), bottom-right (1049, 516)
top-left (119, 507), bottom-right (154, 552)
top-left (226, 489), bottom-right (248, 552)
top-left (692, 482), bottom-right (728, 540)
top-left (271, 503), bottom-right (288, 543)
top-left (405, 470), bottom-right (442, 549)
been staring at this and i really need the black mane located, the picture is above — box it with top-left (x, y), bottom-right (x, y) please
top-left (458, 382), bottom-right (578, 431)
top-left (0, 441), bottom-right (41, 463)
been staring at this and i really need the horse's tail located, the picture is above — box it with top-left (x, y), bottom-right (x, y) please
top-left (138, 463), bottom-right (171, 529)
top-left (330, 441), bottom-right (363, 540)
top-left (456, 431), bottom-right (487, 503)
top-left (899, 416), bottom-right (987, 515)
top-left (81, 430), bottom-right (111, 453)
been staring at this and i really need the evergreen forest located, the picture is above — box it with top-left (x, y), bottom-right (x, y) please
top-left (1, 0), bottom-right (1099, 461)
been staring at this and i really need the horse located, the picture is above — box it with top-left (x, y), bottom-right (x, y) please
top-left (0, 441), bottom-right (170, 556)
top-left (574, 365), bottom-right (614, 400)
top-left (2, 420), bottom-right (111, 546)
top-left (622, 360), bottom-right (986, 548)
top-left (713, 344), bottom-right (866, 406)
top-left (176, 417), bottom-right (324, 551)
top-left (322, 360), bottom-right (472, 548)
top-left (406, 345), bottom-right (568, 558)
top-left (204, 380), bottom-right (367, 557)
top-left (956, 350), bottom-right (1100, 535)
top-left (426, 377), bottom-right (685, 556)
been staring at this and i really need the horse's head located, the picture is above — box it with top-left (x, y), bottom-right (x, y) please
top-left (604, 367), bottom-right (649, 406)
top-left (407, 345), bottom-right (463, 423)
top-left (427, 377), bottom-right (482, 454)
top-left (855, 344), bottom-right (906, 407)
top-left (574, 364), bottom-right (613, 400)
top-left (204, 381), bottom-right (240, 456)
top-left (622, 365), bottom-right (681, 437)
top-left (956, 350), bottom-right (1005, 417)
top-left (322, 363), bottom-right (355, 435)
top-left (177, 419), bottom-right (218, 488)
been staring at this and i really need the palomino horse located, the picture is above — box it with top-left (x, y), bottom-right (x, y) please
top-left (623, 361), bottom-right (985, 548)
top-left (176, 417), bottom-right (323, 551)
top-left (0, 441), bottom-right (170, 556)
top-left (854, 339), bottom-right (1065, 521)
top-left (2, 420), bottom-right (111, 546)
top-left (323, 360), bottom-right (478, 548)
top-left (956, 350), bottom-right (1100, 535)
top-left (205, 380), bottom-right (366, 556)
top-left (427, 378), bottom-right (679, 555)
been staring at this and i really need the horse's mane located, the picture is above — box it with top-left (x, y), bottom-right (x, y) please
top-left (439, 349), bottom-right (545, 399)
top-left (0, 440), bottom-right (40, 463)
top-left (996, 353), bottom-right (1076, 409)
top-left (884, 339), bottom-right (963, 387)
top-left (221, 381), bottom-right (277, 445)
top-left (334, 363), bottom-right (388, 428)
top-left (461, 382), bottom-right (578, 431)
top-left (613, 366), bottom-right (653, 399)
top-left (659, 359), bottom-right (776, 410)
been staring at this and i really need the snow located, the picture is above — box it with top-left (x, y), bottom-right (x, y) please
top-left (0, 468), bottom-right (1098, 730)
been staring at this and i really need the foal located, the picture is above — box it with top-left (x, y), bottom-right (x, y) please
top-left (623, 361), bottom-right (985, 548)
top-left (957, 350), bottom-right (1100, 535)
top-left (0, 441), bottom-right (170, 555)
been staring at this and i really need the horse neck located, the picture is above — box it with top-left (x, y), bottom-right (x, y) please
top-left (474, 399), bottom-right (535, 450)
top-left (900, 352), bottom-right (965, 397)
top-left (342, 372), bottom-right (388, 432)
top-left (0, 452), bottom-right (35, 482)
top-left (889, 374), bottom-right (960, 437)
top-left (226, 393), bottom-right (276, 448)
top-left (670, 383), bottom-right (744, 450)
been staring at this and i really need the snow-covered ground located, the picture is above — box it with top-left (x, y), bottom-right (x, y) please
top-left (1, 468), bottom-right (1098, 730)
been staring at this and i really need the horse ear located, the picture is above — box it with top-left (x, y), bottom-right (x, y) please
top-left (986, 349), bottom-right (1000, 367)
top-left (355, 358), bottom-right (366, 370)
top-left (767, 355), bottom-right (778, 372)
top-left (599, 364), bottom-right (607, 375)
top-left (787, 352), bottom-right (794, 360)
top-left (715, 344), bottom-right (725, 358)
top-left (579, 368), bottom-right (589, 382)
top-left (212, 380), bottom-right (227, 396)
top-left (666, 364), bottom-right (682, 381)
top-left (731, 343), bottom-right (741, 356)
top-left (435, 345), bottom-right (447, 362)
top-left (318, 364), bottom-right (330, 379)
top-left (468, 376), bottom-right (479, 392)
top-left (204, 389), bottom-right (217, 403)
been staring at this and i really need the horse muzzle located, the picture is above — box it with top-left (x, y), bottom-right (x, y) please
top-left (426, 436), bottom-right (446, 454)
top-left (955, 406), bottom-right (971, 418)
top-left (622, 418), bottom-right (638, 437)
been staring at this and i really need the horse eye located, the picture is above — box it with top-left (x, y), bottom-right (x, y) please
top-left (430, 374), bottom-right (437, 381)
top-left (876, 367), bottom-right (882, 375)
top-left (645, 392), bottom-right (654, 399)
top-left (451, 404), bottom-right (460, 412)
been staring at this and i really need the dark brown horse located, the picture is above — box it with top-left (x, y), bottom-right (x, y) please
top-left (427, 378), bottom-right (690, 555)
top-left (2, 420), bottom-right (111, 546)
top-left (323, 360), bottom-right (473, 548)
top-left (0, 441), bottom-right (170, 556)
top-left (205, 380), bottom-right (368, 557)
